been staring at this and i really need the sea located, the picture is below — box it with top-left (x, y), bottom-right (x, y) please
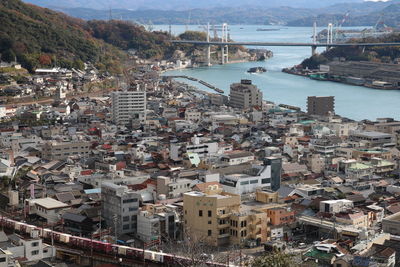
top-left (155, 25), bottom-right (400, 121)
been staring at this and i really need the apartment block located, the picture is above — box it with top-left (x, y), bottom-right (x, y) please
top-left (183, 189), bottom-right (269, 247)
top-left (111, 90), bottom-right (146, 126)
top-left (101, 182), bottom-right (140, 237)
top-left (307, 96), bottom-right (334, 116)
top-left (229, 80), bottom-right (262, 109)
top-left (42, 141), bottom-right (91, 160)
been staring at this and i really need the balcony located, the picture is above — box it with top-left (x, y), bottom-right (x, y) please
top-left (217, 213), bottom-right (230, 219)
top-left (218, 233), bottom-right (230, 238)
top-left (218, 223), bottom-right (230, 229)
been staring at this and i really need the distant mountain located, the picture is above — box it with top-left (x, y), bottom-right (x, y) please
top-left (23, 0), bottom-right (365, 10)
top-left (287, 1), bottom-right (400, 27)
top-left (55, 7), bottom-right (316, 25)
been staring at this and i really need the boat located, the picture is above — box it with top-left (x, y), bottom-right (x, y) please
top-left (247, 67), bottom-right (267, 73)
top-left (257, 28), bottom-right (280, 32)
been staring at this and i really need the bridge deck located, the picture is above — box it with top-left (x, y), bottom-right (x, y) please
top-left (171, 40), bottom-right (400, 47)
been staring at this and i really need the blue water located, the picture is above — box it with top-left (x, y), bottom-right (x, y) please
top-left (156, 25), bottom-right (400, 121)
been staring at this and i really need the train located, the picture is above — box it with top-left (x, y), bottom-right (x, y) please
top-left (0, 216), bottom-right (226, 266)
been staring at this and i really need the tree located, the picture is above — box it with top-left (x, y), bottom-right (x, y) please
top-left (251, 251), bottom-right (298, 267)
top-left (1, 49), bottom-right (16, 63)
top-left (73, 59), bottom-right (85, 70)
top-left (39, 54), bottom-right (52, 66)
top-left (301, 54), bottom-right (328, 70)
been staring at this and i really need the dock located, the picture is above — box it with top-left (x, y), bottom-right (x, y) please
top-left (165, 75), bottom-right (225, 94)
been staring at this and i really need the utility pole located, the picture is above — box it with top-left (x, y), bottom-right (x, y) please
top-left (113, 214), bottom-right (118, 244)
top-left (99, 209), bottom-right (102, 241)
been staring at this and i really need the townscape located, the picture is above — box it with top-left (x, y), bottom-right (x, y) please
top-left (2, 0), bottom-right (400, 267)
top-left (0, 53), bottom-right (400, 267)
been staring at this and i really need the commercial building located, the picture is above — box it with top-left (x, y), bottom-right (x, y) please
top-left (229, 80), bottom-right (262, 109)
top-left (307, 96), bottom-right (335, 116)
top-left (101, 182), bottom-right (140, 237)
top-left (111, 90), bottom-right (146, 126)
top-left (42, 141), bottom-right (91, 160)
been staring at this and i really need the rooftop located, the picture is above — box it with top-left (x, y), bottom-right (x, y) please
top-left (31, 197), bottom-right (69, 210)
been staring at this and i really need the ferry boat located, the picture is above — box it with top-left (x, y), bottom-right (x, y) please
top-left (247, 67), bottom-right (267, 73)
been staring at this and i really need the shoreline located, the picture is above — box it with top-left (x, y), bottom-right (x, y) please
top-left (281, 68), bottom-right (400, 91)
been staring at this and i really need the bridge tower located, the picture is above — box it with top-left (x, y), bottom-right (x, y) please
top-left (221, 23), bottom-right (229, 64)
top-left (312, 21), bottom-right (318, 56)
top-left (326, 23), bottom-right (334, 51)
top-left (206, 23), bottom-right (211, 66)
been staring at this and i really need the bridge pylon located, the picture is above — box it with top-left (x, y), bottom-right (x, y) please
top-left (221, 23), bottom-right (229, 64)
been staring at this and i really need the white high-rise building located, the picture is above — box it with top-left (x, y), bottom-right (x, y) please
top-left (111, 90), bottom-right (146, 126)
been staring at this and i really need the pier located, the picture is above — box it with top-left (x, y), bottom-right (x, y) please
top-left (165, 75), bottom-right (225, 94)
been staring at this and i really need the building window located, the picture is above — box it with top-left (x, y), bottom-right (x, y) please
top-left (208, 221), bottom-right (212, 225)
top-left (199, 210), bottom-right (203, 217)
top-left (31, 250), bottom-right (39, 256)
top-left (208, 230), bottom-right (212, 236)
top-left (123, 216), bottom-right (129, 222)
top-left (250, 179), bottom-right (258, 184)
top-left (123, 224), bottom-right (130, 230)
top-left (208, 210), bottom-right (212, 217)
top-left (261, 178), bottom-right (271, 184)
top-left (32, 242), bottom-right (39, 247)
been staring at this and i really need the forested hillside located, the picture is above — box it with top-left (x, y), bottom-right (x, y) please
top-left (0, 0), bottom-right (179, 73)
top-left (301, 34), bottom-right (400, 69)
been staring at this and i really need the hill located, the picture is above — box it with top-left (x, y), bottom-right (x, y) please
top-left (23, 0), bottom-right (364, 10)
top-left (301, 33), bottom-right (400, 69)
top-left (0, 0), bottom-right (177, 73)
top-left (0, 0), bottom-right (125, 73)
top-left (57, 6), bottom-right (315, 25)
top-left (287, 1), bottom-right (400, 27)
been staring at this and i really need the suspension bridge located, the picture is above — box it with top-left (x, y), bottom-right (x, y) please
top-left (170, 22), bottom-right (400, 65)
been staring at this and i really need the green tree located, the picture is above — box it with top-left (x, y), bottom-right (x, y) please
top-left (251, 251), bottom-right (298, 267)
top-left (72, 59), bottom-right (85, 70)
top-left (1, 49), bottom-right (16, 62)
top-left (301, 54), bottom-right (328, 69)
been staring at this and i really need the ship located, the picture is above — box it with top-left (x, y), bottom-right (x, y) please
top-left (248, 67), bottom-right (267, 73)
top-left (257, 28), bottom-right (280, 32)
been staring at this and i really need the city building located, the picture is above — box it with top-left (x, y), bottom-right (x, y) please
top-left (42, 141), bottom-right (91, 160)
top-left (183, 190), bottom-right (241, 246)
top-left (383, 211), bottom-right (400, 235)
top-left (229, 80), bottom-right (262, 109)
top-left (183, 189), bottom-right (269, 247)
top-left (25, 197), bottom-right (69, 224)
top-left (101, 182), bottom-right (140, 237)
top-left (320, 199), bottom-right (354, 213)
top-left (111, 90), bottom-right (147, 126)
top-left (349, 131), bottom-right (395, 148)
top-left (307, 96), bottom-right (335, 116)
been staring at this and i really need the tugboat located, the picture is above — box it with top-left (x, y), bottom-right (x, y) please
top-left (247, 67), bottom-right (267, 73)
